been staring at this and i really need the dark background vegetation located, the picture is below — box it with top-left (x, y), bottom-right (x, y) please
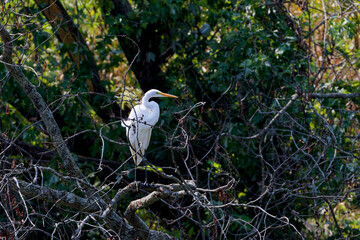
top-left (1, 0), bottom-right (360, 239)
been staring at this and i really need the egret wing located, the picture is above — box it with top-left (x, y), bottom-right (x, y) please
top-left (122, 102), bottom-right (158, 165)
top-left (128, 122), bottom-right (152, 165)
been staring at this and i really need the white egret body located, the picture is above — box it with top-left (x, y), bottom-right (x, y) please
top-left (121, 89), bottom-right (178, 165)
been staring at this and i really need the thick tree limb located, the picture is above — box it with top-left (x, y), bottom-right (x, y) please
top-left (104, 180), bottom-right (196, 219)
top-left (8, 178), bottom-right (100, 212)
top-left (124, 181), bottom-right (195, 239)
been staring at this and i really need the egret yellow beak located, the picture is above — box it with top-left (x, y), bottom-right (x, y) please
top-left (159, 92), bottom-right (178, 98)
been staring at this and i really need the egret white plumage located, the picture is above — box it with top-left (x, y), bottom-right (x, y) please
top-left (121, 89), bottom-right (178, 165)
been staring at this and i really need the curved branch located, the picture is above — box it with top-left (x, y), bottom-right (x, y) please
top-left (124, 181), bottom-right (195, 239)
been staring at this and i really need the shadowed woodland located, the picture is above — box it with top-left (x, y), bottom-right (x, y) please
top-left (1, 0), bottom-right (360, 239)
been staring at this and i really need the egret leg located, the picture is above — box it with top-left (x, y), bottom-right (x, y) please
top-left (134, 157), bottom-right (138, 191)
top-left (144, 163), bottom-right (148, 185)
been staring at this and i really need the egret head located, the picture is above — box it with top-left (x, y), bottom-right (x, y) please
top-left (145, 89), bottom-right (178, 99)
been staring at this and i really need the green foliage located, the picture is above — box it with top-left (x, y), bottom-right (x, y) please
top-left (2, 0), bottom-right (360, 239)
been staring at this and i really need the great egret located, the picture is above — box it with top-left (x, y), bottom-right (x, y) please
top-left (121, 89), bottom-right (178, 165)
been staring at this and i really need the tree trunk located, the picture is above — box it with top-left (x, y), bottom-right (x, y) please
top-left (109, 0), bottom-right (174, 92)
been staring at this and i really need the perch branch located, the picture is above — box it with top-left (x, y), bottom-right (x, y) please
top-left (124, 180), bottom-right (195, 239)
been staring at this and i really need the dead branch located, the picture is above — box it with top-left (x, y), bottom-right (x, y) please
top-left (309, 92), bottom-right (360, 99)
top-left (124, 180), bottom-right (196, 239)
top-left (7, 178), bottom-right (100, 212)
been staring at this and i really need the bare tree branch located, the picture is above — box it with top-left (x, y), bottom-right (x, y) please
top-left (124, 183), bottom-right (193, 239)
top-left (8, 178), bottom-right (100, 212)
top-left (309, 92), bottom-right (360, 99)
